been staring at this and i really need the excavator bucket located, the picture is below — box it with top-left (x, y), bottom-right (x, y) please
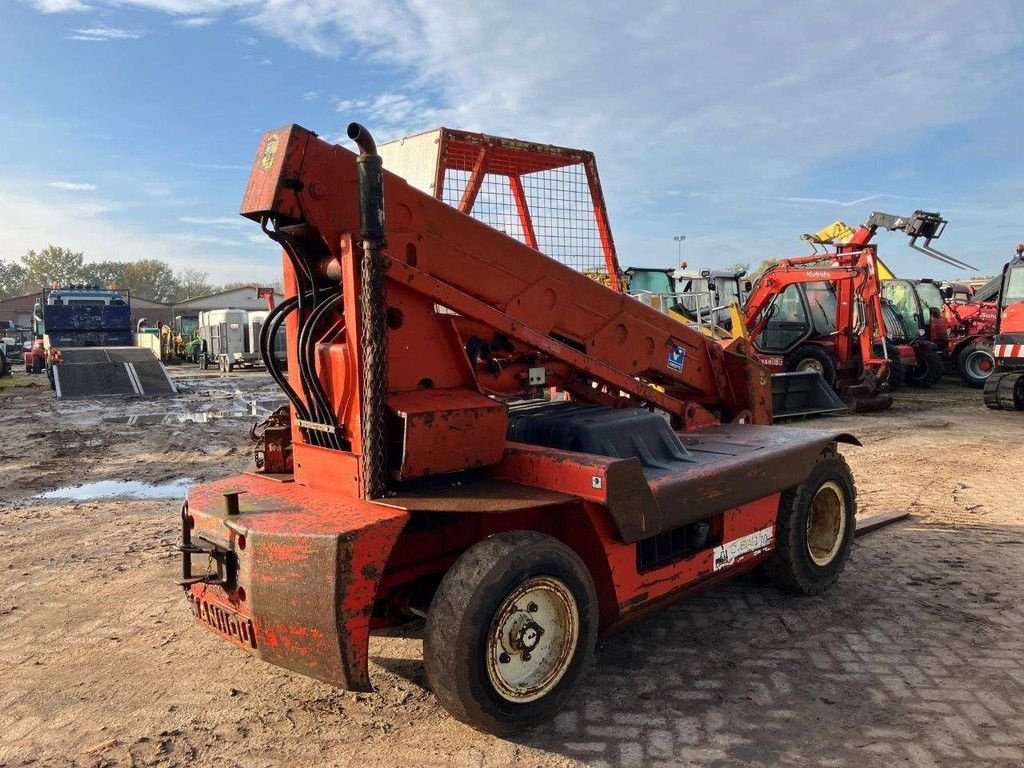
top-left (769, 372), bottom-right (848, 420)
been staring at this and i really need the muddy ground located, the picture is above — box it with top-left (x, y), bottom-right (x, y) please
top-left (0, 369), bottom-right (1022, 767)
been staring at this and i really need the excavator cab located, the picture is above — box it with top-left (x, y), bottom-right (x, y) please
top-left (985, 258), bottom-right (1024, 409)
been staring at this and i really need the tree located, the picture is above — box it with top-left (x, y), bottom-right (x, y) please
top-left (0, 259), bottom-right (28, 299)
top-left (176, 268), bottom-right (214, 301)
top-left (726, 262), bottom-right (751, 275)
top-left (218, 281), bottom-right (257, 292)
top-left (747, 258), bottom-right (779, 284)
top-left (82, 261), bottom-right (129, 290)
top-left (21, 245), bottom-right (86, 290)
top-left (123, 259), bottom-right (179, 302)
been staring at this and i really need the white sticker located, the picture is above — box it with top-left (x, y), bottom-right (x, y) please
top-left (713, 526), bottom-right (773, 571)
top-left (592, 475), bottom-right (603, 490)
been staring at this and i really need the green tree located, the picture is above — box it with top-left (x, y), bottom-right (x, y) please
top-left (21, 245), bottom-right (86, 290)
top-left (82, 260), bottom-right (129, 290)
top-left (123, 259), bottom-right (180, 302)
top-left (0, 259), bottom-right (28, 299)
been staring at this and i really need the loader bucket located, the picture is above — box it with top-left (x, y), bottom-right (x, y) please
top-left (770, 372), bottom-right (849, 420)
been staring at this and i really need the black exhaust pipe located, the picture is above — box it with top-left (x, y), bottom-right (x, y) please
top-left (348, 122), bottom-right (389, 499)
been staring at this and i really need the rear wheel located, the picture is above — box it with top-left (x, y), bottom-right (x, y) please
top-left (957, 341), bottom-right (995, 389)
top-left (31, 356), bottom-right (42, 374)
top-left (784, 345), bottom-right (837, 388)
top-left (424, 531), bottom-right (598, 735)
top-left (765, 451), bottom-right (857, 595)
top-left (906, 341), bottom-right (943, 388)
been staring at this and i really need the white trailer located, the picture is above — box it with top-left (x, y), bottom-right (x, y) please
top-left (199, 309), bottom-right (261, 372)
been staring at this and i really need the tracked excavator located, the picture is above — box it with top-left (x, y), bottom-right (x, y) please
top-left (179, 123), bottom-right (862, 733)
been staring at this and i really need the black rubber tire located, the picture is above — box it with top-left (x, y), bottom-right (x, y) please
top-left (956, 340), bottom-right (995, 389)
top-left (906, 341), bottom-right (943, 388)
top-left (0, 355), bottom-right (8, 378)
top-left (784, 345), bottom-right (837, 388)
top-left (424, 531), bottom-right (598, 735)
top-left (764, 450), bottom-right (857, 596)
top-left (31, 356), bottom-right (43, 374)
top-left (883, 345), bottom-right (905, 390)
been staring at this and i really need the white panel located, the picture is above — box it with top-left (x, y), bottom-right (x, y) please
top-left (378, 129), bottom-right (443, 196)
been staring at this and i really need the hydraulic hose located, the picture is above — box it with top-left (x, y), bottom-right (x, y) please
top-left (348, 122), bottom-right (389, 499)
top-left (258, 294), bottom-right (309, 422)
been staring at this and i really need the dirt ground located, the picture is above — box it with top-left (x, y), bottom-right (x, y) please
top-left (1, 369), bottom-right (1022, 768)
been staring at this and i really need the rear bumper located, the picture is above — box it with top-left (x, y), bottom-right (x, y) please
top-left (993, 334), bottom-right (1024, 364)
top-left (181, 475), bottom-right (408, 690)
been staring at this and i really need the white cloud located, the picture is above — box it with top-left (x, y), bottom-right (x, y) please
top-left (179, 216), bottom-right (242, 226)
top-left (175, 15), bottom-right (216, 26)
top-left (302, 91), bottom-right (320, 101)
top-left (20, 1), bottom-right (1024, 280)
top-left (68, 26), bottom-right (142, 41)
top-left (27, 0), bottom-right (90, 12)
top-left (0, 188), bottom-right (279, 283)
top-left (47, 181), bottom-right (97, 191)
top-left (187, 162), bottom-right (249, 171)
top-left (781, 194), bottom-right (897, 208)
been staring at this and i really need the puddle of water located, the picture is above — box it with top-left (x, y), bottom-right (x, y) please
top-left (101, 397), bottom-right (287, 426)
top-left (35, 478), bottom-right (193, 501)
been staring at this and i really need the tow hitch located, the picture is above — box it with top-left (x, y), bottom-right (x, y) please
top-left (176, 501), bottom-right (236, 588)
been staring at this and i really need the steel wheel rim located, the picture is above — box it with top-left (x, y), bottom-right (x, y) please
top-left (806, 481), bottom-right (846, 567)
top-left (796, 359), bottom-right (824, 375)
top-left (967, 350), bottom-right (994, 379)
top-left (486, 575), bottom-right (579, 703)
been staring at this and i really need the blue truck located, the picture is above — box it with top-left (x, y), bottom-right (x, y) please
top-left (26, 286), bottom-right (175, 398)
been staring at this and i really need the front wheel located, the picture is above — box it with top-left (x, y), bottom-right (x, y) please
top-left (784, 345), bottom-right (837, 388)
top-left (956, 341), bottom-right (995, 389)
top-left (424, 531), bottom-right (598, 735)
top-left (765, 450), bottom-right (857, 595)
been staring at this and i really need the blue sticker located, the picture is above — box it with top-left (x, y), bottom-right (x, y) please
top-left (668, 345), bottom-right (686, 372)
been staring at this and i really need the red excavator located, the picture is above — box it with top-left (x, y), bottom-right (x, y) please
top-left (178, 123), bottom-right (861, 733)
top-left (984, 244), bottom-right (1024, 410)
top-left (746, 211), bottom-right (964, 410)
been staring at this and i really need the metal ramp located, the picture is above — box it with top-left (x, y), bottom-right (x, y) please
top-left (53, 347), bottom-right (177, 399)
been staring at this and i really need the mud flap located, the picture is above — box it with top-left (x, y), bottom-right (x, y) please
top-left (770, 372), bottom-right (848, 420)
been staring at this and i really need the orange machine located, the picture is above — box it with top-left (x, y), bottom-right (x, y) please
top-left (984, 244), bottom-right (1024, 410)
top-left (179, 123), bottom-right (860, 733)
top-left (745, 211), bottom-right (957, 410)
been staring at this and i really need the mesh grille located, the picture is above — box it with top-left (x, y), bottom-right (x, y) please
top-left (438, 135), bottom-right (616, 282)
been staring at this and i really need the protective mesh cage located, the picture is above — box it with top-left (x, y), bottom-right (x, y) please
top-left (438, 134), bottom-right (618, 285)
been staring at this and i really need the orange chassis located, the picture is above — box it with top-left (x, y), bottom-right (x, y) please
top-left (181, 122), bottom-right (857, 702)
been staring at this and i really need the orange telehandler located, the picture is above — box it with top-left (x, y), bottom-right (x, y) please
top-left (984, 244), bottom-right (1024, 410)
top-left (179, 122), bottom-right (861, 733)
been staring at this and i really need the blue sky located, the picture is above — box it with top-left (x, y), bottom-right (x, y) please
top-left (2, 0), bottom-right (1023, 283)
